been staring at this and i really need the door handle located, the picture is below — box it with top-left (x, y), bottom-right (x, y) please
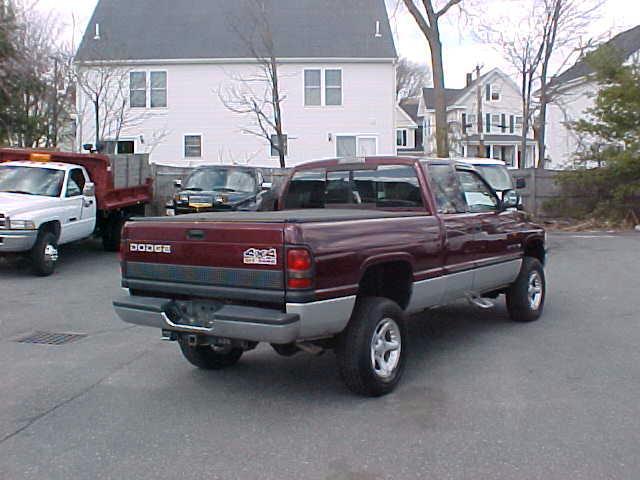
top-left (186, 229), bottom-right (205, 240)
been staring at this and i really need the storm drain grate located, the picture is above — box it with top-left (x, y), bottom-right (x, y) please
top-left (16, 331), bottom-right (87, 345)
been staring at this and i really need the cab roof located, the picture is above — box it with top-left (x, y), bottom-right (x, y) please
top-left (0, 161), bottom-right (77, 171)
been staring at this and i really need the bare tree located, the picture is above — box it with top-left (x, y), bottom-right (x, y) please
top-left (401, 0), bottom-right (463, 158)
top-left (477, 0), bottom-right (602, 168)
top-left (0, 1), bottom-right (76, 148)
top-left (219, 0), bottom-right (286, 168)
top-left (396, 57), bottom-right (431, 100)
top-left (536, 0), bottom-right (602, 168)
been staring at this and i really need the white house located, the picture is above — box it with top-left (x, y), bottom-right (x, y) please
top-left (74, 0), bottom-right (397, 167)
top-left (411, 68), bottom-right (536, 167)
top-left (396, 97), bottom-right (423, 154)
top-left (546, 25), bottom-right (640, 169)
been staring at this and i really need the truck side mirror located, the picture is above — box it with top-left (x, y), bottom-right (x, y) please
top-left (173, 179), bottom-right (182, 189)
top-left (261, 182), bottom-right (273, 191)
top-left (516, 178), bottom-right (526, 189)
top-left (500, 190), bottom-right (519, 210)
top-left (83, 182), bottom-right (96, 197)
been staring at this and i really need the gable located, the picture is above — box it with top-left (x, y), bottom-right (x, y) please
top-left (76, 0), bottom-right (397, 62)
top-left (551, 25), bottom-right (640, 87)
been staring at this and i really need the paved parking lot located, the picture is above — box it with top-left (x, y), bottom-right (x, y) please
top-left (1, 233), bottom-right (639, 480)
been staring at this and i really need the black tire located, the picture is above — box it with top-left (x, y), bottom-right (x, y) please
top-left (178, 338), bottom-right (243, 370)
top-left (30, 231), bottom-right (58, 276)
top-left (336, 297), bottom-right (407, 397)
top-left (102, 215), bottom-right (124, 252)
top-left (506, 257), bottom-right (546, 322)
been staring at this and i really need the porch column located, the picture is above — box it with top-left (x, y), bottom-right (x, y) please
top-left (489, 144), bottom-right (494, 159)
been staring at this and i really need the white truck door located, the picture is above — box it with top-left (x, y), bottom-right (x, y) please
top-left (59, 168), bottom-right (96, 243)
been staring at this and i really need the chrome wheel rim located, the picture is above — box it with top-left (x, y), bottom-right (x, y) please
top-left (528, 271), bottom-right (543, 310)
top-left (44, 244), bottom-right (58, 263)
top-left (370, 318), bottom-right (401, 379)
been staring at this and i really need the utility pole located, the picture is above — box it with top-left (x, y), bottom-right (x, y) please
top-left (476, 64), bottom-right (485, 158)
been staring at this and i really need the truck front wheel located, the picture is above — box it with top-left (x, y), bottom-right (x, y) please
top-left (30, 231), bottom-right (58, 276)
top-left (506, 257), bottom-right (546, 322)
top-left (178, 338), bottom-right (243, 370)
top-left (336, 297), bottom-right (407, 397)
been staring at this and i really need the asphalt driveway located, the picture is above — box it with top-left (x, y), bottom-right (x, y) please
top-left (0, 233), bottom-right (639, 480)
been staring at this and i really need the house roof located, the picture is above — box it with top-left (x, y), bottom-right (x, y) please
top-left (551, 25), bottom-right (640, 86)
top-left (422, 87), bottom-right (466, 109)
top-left (76, 0), bottom-right (397, 62)
top-left (399, 97), bottom-right (421, 123)
top-left (420, 69), bottom-right (500, 110)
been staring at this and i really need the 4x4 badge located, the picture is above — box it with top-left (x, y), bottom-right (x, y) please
top-left (243, 248), bottom-right (277, 265)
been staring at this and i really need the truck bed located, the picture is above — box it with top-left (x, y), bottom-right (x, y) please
top-left (131, 208), bottom-right (428, 224)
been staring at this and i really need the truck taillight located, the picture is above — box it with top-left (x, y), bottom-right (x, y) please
top-left (287, 248), bottom-right (313, 290)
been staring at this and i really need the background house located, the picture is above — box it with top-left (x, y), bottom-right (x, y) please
top-left (414, 68), bottom-right (536, 167)
top-left (396, 97), bottom-right (423, 154)
top-left (75, 0), bottom-right (397, 167)
top-left (546, 25), bottom-right (640, 170)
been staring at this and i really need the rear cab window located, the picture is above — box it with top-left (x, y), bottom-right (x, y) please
top-left (283, 165), bottom-right (428, 212)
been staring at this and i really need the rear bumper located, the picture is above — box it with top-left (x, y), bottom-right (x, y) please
top-left (113, 295), bottom-right (301, 344)
top-left (0, 230), bottom-right (38, 253)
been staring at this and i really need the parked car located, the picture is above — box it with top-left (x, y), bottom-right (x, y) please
top-left (166, 166), bottom-right (276, 216)
top-left (114, 156), bottom-right (546, 397)
top-left (0, 149), bottom-right (152, 276)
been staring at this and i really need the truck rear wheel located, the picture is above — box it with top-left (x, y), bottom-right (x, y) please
top-left (178, 338), bottom-right (243, 370)
top-left (506, 257), bottom-right (546, 322)
top-left (102, 215), bottom-right (124, 252)
top-left (336, 297), bottom-right (407, 397)
top-left (30, 231), bottom-right (58, 276)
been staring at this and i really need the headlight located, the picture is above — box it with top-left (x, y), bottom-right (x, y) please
top-left (7, 219), bottom-right (37, 230)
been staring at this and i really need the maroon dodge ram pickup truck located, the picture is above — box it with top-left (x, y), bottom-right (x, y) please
top-left (114, 157), bottom-right (546, 396)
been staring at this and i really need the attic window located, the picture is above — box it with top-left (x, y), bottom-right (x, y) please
top-left (486, 84), bottom-right (500, 101)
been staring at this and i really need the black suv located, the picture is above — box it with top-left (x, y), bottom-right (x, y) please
top-left (166, 166), bottom-right (276, 215)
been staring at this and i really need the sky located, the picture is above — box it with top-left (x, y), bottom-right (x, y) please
top-left (36, 0), bottom-right (640, 88)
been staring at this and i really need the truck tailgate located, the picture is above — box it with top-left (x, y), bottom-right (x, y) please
top-left (121, 219), bottom-right (286, 304)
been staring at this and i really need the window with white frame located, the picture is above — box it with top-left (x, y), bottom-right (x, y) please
top-left (130, 72), bottom-right (147, 108)
top-left (515, 116), bottom-right (523, 129)
top-left (336, 135), bottom-right (377, 157)
top-left (304, 68), bottom-right (342, 106)
top-left (492, 114), bottom-right (501, 132)
top-left (184, 135), bottom-right (202, 158)
top-left (304, 70), bottom-right (321, 106)
top-left (130, 71), bottom-right (167, 108)
top-left (150, 71), bottom-right (167, 108)
top-left (485, 84), bottom-right (500, 102)
top-left (396, 129), bottom-right (408, 147)
top-left (325, 69), bottom-right (342, 106)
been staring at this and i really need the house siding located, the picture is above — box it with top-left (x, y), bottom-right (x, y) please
top-left (546, 81), bottom-right (595, 169)
top-left (76, 61), bottom-right (396, 167)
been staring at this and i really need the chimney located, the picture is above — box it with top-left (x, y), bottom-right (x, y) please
top-left (466, 73), bottom-right (473, 87)
top-left (375, 21), bottom-right (382, 38)
top-left (94, 23), bottom-right (101, 40)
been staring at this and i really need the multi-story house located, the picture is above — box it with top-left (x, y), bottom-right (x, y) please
top-left (74, 0), bottom-right (397, 167)
top-left (546, 25), bottom-right (640, 169)
top-left (402, 68), bottom-right (537, 167)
